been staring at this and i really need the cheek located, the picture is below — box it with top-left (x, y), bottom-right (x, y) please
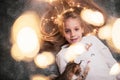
top-left (64, 34), bottom-right (70, 41)
top-left (64, 34), bottom-right (69, 39)
top-left (79, 32), bottom-right (82, 36)
top-left (63, 32), bottom-right (69, 37)
top-left (81, 28), bottom-right (84, 34)
top-left (78, 30), bottom-right (83, 35)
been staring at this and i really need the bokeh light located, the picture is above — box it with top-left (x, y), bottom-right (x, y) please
top-left (11, 11), bottom-right (41, 61)
top-left (65, 42), bottom-right (87, 62)
top-left (110, 62), bottom-right (120, 75)
top-left (34, 52), bottom-right (55, 68)
top-left (31, 74), bottom-right (50, 80)
top-left (80, 9), bottom-right (104, 26)
top-left (98, 25), bottom-right (112, 40)
top-left (11, 44), bottom-right (25, 61)
top-left (112, 18), bottom-right (120, 50)
top-left (37, 0), bottom-right (57, 3)
top-left (16, 27), bottom-right (40, 58)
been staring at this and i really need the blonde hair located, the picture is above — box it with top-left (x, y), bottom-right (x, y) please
top-left (40, 9), bottom-right (66, 48)
top-left (40, 0), bottom-right (107, 48)
top-left (56, 8), bottom-right (93, 37)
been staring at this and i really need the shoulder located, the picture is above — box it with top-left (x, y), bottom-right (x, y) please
top-left (82, 35), bottom-right (102, 43)
top-left (56, 44), bottom-right (69, 56)
top-left (82, 35), bottom-right (98, 40)
top-left (82, 35), bottom-right (108, 48)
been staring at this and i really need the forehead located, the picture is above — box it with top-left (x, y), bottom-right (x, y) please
top-left (65, 17), bottom-right (80, 22)
top-left (64, 18), bottom-right (81, 28)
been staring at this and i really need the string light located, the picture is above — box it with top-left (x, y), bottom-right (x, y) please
top-left (60, 0), bottom-right (65, 11)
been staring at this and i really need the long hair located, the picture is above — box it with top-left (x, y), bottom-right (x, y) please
top-left (56, 7), bottom-right (96, 37)
top-left (40, 0), bottom-right (107, 49)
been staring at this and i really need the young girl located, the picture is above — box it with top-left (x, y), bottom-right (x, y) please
top-left (55, 9), bottom-right (117, 80)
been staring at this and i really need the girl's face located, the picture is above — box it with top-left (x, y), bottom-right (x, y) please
top-left (63, 18), bottom-right (84, 44)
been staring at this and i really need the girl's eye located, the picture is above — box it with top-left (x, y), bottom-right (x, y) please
top-left (65, 29), bottom-right (70, 33)
top-left (75, 28), bottom-right (79, 31)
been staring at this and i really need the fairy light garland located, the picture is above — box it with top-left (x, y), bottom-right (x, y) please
top-left (42, 0), bottom-right (105, 28)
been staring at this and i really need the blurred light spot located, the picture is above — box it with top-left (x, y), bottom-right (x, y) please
top-left (11, 44), bottom-right (36, 62)
top-left (98, 25), bottom-right (112, 40)
top-left (17, 27), bottom-right (40, 58)
top-left (11, 44), bottom-right (25, 61)
top-left (47, 0), bottom-right (57, 3)
top-left (34, 52), bottom-right (55, 68)
top-left (65, 43), bottom-right (87, 62)
top-left (31, 74), bottom-right (50, 80)
top-left (36, 0), bottom-right (57, 3)
top-left (11, 11), bottom-right (41, 44)
top-left (110, 63), bottom-right (120, 75)
top-left (112, 18), bottom-right (120, 50)
top-left (11, 11), bottom-right (41, 61)
top-left (80, 9), bottom-right (104, 26)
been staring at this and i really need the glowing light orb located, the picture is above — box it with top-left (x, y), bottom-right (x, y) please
top-left (110, 63), bottom-right (120, 75)
top-left (65, 43), bottom-right (87, 62)
top-left (11, 11), bottom-right (41, 61)
top-left (98, 25), bottom-right (112, 40)
top-left (11, 11), bottom-right (41, 44)
top-left (11, 44), bottom-right (25, 61)
top-left (80, 9), bottom-right (104, 26)
top-left (43, 0), bottom-right (57, 3)
top-left (31, 75), bottom-right (50, 80)
top-left (16, 27), bottom-right (40, 58)
top-left (34, 52), bottom-right (55, 68)
top-left (112, 18), bottom-right (120, 50)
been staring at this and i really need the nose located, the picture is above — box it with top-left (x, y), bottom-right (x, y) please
top-left (71, 31), bottom-right (75, 37)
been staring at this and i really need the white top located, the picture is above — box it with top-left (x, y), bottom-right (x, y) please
top-left (56, 35), bottom-right (117, 80)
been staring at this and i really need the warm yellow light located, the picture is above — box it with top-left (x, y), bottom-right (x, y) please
top-left (11, 11), bottom-right (41, 44)
top-left (65, 43), bottom-right (87, 62)
top-left (16, 27), bottom-right (39, 58)
top-left (34, 52), bottom-right (55, 68)
top-left (43, 0), bottom-right (57, 3)
top-left (11, 43), bottom-right (38, 62)
top-left (11, 44), bottom-right (25, 61)
top-left (98, 25), bottom-right (112, 40)
top-left (11, 11), bottom-right (41, 61)
top-left (31, 74), bottom-right (50, 80)
top-left (110, 63), bottom-right (120, 75)
top-left (80, 9), bottom-right (104, 26)
top-left (112, 18), bottom-right (120, 50)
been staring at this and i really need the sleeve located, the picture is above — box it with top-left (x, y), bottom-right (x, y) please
top-left (99, 45), bottom-right (117, 68)
top-left (56, 49), bottom-right (67, 74)
top-left (88, 36), bottom-right (117, 68)
top-left (99, 44), bottom-right (118, 79)
top-left (95, 37), bottom-right (117, 68)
